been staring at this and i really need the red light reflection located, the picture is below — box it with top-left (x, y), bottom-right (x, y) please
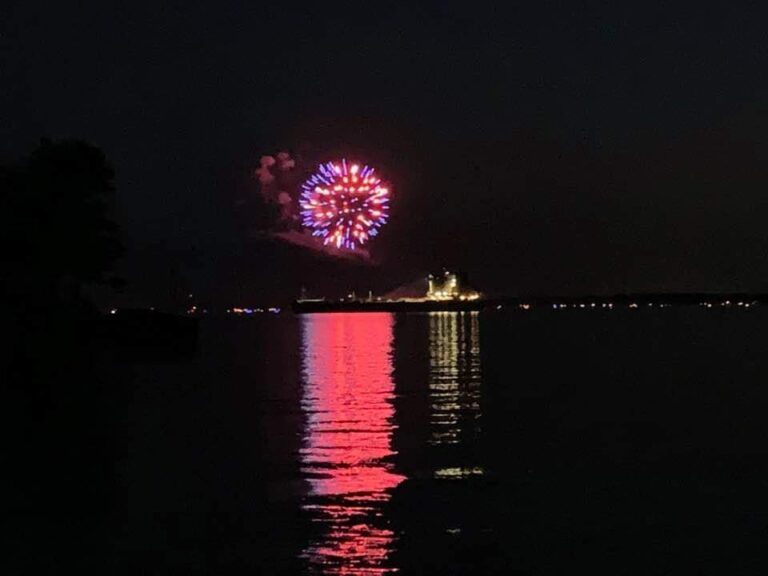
top-left (300, 313), bottom-right (404, 574)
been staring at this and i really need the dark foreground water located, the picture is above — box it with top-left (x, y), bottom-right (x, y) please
top-left (72, 310), bottom-right (768, 572)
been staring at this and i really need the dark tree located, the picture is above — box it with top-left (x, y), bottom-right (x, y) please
top-left (1, 139), bottom-right (122, 305)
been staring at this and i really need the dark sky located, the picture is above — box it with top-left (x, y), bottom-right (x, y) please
top-left (3, 1), bottom-right (768, 305)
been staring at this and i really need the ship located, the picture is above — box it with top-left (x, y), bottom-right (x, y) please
top-left (292, 270), bottom-right (485, 314)
top-left (292, 297), bottom-right (486, 314)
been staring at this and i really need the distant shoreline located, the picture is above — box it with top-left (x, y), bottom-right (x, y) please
top-left (292, 294), bottom-right (768, 314)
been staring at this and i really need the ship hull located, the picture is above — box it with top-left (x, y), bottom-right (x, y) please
top-left (292, 299), bottom-right (486, 314)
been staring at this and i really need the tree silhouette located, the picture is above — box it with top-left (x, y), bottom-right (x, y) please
top-left (1, 138), bottom-right (122, 305)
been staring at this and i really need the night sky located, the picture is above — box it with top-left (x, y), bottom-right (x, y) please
top-left (3, 2), bottom-right (768, 305)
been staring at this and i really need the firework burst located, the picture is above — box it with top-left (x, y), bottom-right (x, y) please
top-left (299, 160), bottom-right (390, 250)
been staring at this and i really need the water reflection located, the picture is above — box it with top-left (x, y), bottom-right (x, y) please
top-left (300, 313), bottom-right (404, 574)
top-left (428, 312), bottom-right (483, 477)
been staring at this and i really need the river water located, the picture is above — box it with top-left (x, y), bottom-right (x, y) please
top-left (110, 309), bottom-right (768, 573)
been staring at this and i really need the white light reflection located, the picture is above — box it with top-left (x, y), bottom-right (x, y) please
top-left (428, 312), bottom-right (484, 478)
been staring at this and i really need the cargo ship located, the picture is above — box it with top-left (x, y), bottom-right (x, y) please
top-left (292, 297), bottom-right (486, 314)
top-left (294, 270), bottom-right (484, 314)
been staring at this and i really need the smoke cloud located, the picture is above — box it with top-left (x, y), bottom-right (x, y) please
top-left (253, 151), bottom-right (299, 227)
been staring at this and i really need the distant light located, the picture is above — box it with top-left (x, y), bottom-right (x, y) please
top-left (434, 467), bottom-right (484, 479)
top-left (110, 308), bottom-right (117, 315)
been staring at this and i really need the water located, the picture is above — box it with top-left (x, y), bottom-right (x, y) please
top-left (110, 309), bottom-right (768, 573)
top-left (300, 313), bottom-right (404, 573)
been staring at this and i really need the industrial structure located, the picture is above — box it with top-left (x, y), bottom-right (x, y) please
top-left (426, 271), bottom-right (480, 301)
